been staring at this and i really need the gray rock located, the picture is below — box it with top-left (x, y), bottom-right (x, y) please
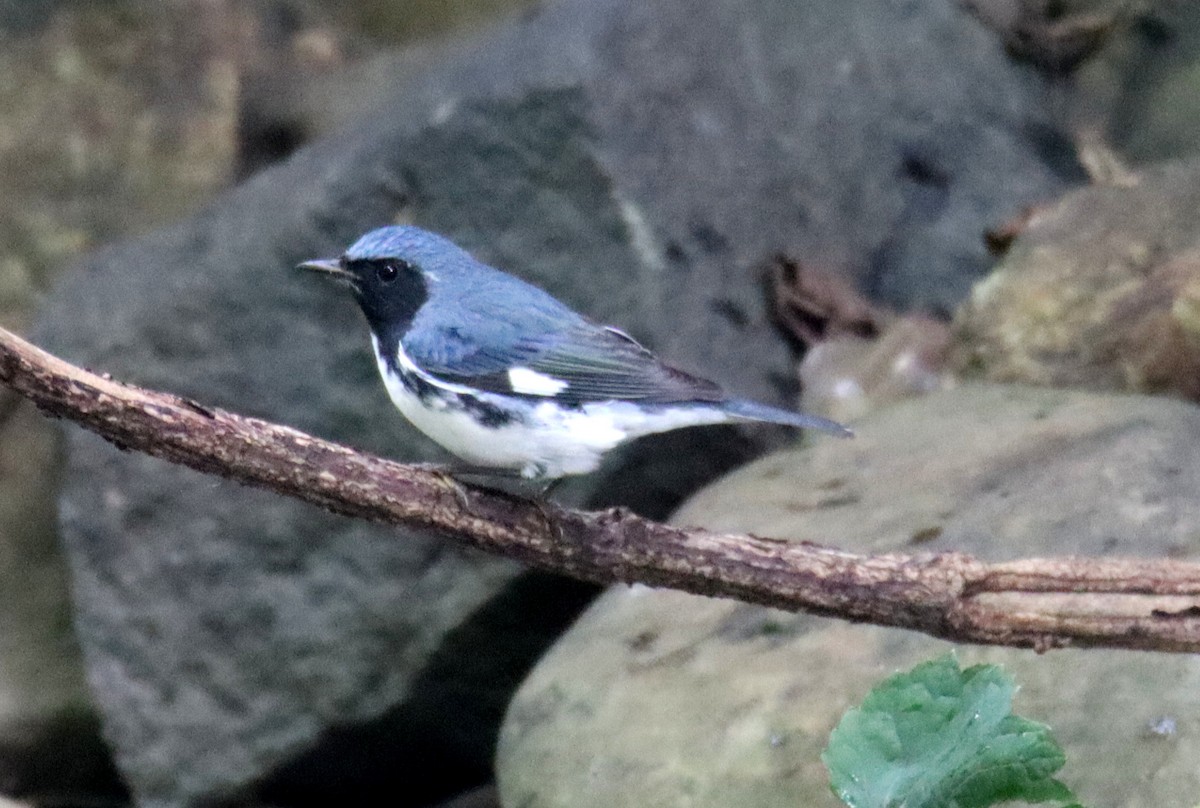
top-left (317, 0), bottom-right (1078, 353)
top-left (35, 0), bottom-right (1078, 803)
top-left (40, 93), bottom-right (612, 807)
top-left (497, 385), bottom-right (1200, 808)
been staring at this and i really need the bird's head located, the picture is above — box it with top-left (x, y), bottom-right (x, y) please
top-left (299, 225), bottom-right (472, 337)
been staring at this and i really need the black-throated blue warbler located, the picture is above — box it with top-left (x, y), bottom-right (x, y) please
top-left (300, 226), bottom-right (850, 480)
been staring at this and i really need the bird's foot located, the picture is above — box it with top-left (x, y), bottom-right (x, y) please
top-left (409, 462), bottom-right (475, 509)
top-left (407, 462), bottom-right (564, 537)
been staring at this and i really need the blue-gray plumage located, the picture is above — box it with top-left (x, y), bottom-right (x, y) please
top-left (300, 225), bottom-right (850, 479)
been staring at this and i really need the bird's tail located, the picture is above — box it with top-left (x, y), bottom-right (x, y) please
top-left (720, 398), bottom-right (853, 437)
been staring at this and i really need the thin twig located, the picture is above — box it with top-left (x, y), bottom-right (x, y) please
top-left (3, 325), bottom-right (1200, 652)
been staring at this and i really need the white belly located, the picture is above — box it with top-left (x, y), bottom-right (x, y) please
top-left (372, 339), bottom-right (731, 478)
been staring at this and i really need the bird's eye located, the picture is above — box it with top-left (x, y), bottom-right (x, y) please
top-left (376, 260), bottom-right (406, 284)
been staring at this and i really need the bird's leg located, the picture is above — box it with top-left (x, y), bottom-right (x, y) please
top-left (408, 462), bottom-right (563, 537)
top-left (407, 462), bottom-right (477, 509)
top-left (409, 462), bottom-right (525, 499)
top-left (421, 463), bottom-right (552, 514)
top-left (457, 466), bottom-right (566, 539)
top-left (408, 461), bottom-right (524, 479)
top-left (515, 473), bottom-right (570, 541)
top-left (453, 465), bottom-right (526, 479)
top-left (537, 476), bottom-right (567, 499)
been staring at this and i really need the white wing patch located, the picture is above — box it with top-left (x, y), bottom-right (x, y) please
top-left (371, 335), bottom-right (733, 478)
top-left (507, 366), bottom-right (569, 396)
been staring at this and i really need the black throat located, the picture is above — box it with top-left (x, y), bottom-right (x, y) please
top-left (348, 258), bottom-right (429, 349)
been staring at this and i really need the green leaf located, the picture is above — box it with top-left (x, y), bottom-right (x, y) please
top-left (822, 654), bottom-right (1083, 808)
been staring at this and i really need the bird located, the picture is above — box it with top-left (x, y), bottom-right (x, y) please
top-left (300, 225), bottom-right (851, 481)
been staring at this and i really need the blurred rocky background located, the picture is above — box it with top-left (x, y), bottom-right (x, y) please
top-left (3, 0), bottom-right (1200, 806)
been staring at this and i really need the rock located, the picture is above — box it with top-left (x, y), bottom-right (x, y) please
top-left (35, 0), bottom-right (1078, 803)
top-left (952, 159), bottom-right (1200, 399)
top-left (38, 93), bottom-right (606, 808)
top-left (301, 0), bottom-right (1077, 362)
top-left (497, 385), bottom-right (1200, 808)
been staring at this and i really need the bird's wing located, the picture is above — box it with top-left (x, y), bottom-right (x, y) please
top-left (404, 312), bottom-right (725, 405)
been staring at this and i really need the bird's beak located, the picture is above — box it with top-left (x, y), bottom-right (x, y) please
top-left (298, 258), bottom-right (356, 285)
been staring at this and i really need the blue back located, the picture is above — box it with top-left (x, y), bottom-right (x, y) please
top-left (346, 226), bottom-right (586, 375)
top-left (344, 226), bottom-right (724, 403)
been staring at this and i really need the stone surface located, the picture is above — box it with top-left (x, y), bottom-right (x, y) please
top-left (34, 0), bottom-right (1080, 804)
top-left (497, 385), bottom-right (1200, 808)
top-left (952, 159), bottom-right (1200, 399)
top-left (38, 93), bottom-right (608, 807)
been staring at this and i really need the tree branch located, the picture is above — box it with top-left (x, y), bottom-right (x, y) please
top-left (3, 324), bottom-right (1200, 652)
